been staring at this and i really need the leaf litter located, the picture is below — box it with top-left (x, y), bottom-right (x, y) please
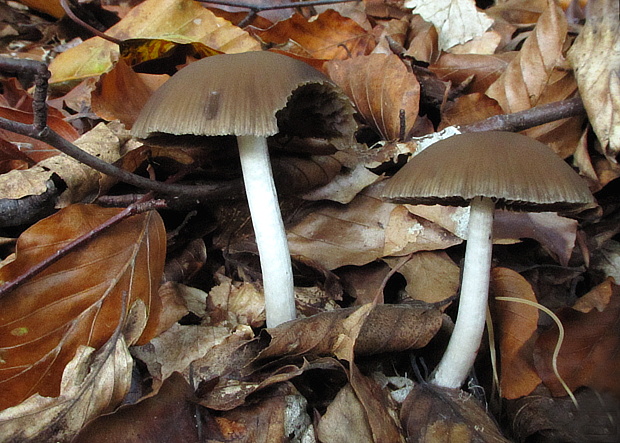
top-left (0, 0), bottom-right (619, 441)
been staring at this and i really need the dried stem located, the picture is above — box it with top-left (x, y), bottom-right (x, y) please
top-left (459, 96), bottom-right (586, 133)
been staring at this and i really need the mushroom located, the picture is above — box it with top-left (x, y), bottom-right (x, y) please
top-left (132, 51), bottom-right (355, 327)
top-left (382, 131), bottom-right (594, 389)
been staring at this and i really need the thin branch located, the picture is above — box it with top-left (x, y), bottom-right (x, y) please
top-left (60, 0), bottom-right (122, 45)
top-left (459, 96), bottom-right (586, 133)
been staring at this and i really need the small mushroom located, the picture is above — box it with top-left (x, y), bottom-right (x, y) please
top-left (382, 131), bottom-right (594, 389)
top-left (132, 51), bottom-right (355, 327)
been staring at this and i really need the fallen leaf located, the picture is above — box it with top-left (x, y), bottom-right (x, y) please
top-left (48, 0), bottom-right (260, 88)
top-left (567, 0), bottom-right (620, 161)
top-left (326, 53), bottom-right (420, 141)
top-left (249, 9), bottom-right (375, 60)
top-left (257, 303), bottom-right (442, 361)
top-left (316, 383), bottom-right (374, 443)
top-left (388, 250), bottom-right (460, 305)
top-left (0, 204), bottom-right (166, 410)
top-left (405, 0), bottom-right (494, 51)
top-left (490, 267), bottom-right (542, 399)
top-left (289, 183), bottom-right (461, 270)
top-left (91, 60), bottom-right (161, 128)
top-left (0, 122), bottom-right (124, 206)
top-left (73, 372), bottom-right (202, 443)
top-left (0, 337), bottom-right (133, 442)
top-left (400, 383), bottom-right (510, 442)
top-left (534, 280), bottom-right (620, 397)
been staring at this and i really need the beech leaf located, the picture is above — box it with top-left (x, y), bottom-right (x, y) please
top-left (0, 204), bottom-right (166, 410)
top-left (326, 54), bottom-right (420, 141)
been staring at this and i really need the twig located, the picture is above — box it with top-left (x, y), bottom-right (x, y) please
top-left (0, 57), bottom-right (237, 199)
top-left (459, 96), bottom-right (586, 133)
top-left (60, 0), bottom-right (122, 45)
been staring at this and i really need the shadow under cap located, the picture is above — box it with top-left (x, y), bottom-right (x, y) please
top-left (131, 51), bottom-right (355, 139)
top-left (382, 131), bottom-right (595, 212)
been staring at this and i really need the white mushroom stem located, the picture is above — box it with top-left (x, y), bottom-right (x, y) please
top-left (237, 135), bottom-right (296, 328)
top-left (430, 196), bottom-right (495, 389)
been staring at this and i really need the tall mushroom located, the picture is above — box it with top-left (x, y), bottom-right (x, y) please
top-left (132, 51), bottom-right (355, 327)
top-left (382, 131), bottom-right (594, 389)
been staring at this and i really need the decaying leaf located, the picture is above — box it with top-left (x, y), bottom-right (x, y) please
top-left (405, 0), bottom-right (494, 51)
top-left (326, 54), bottom-right (420, 141)
top-left (0, 122), bottom-right (124, 206)
top-left (317, 383), bottom-right (374, 443)
top-left (0, 336), bottom-right (134, 442)
top-left (400, 383), bottom-right (510, 442)
top-left (490, 267), bottom-right (542, 400)
top-left (249, 9), bottom-right (375, 60)
top-left (48, 0), bottom-right (260, 88)
top-left (534, 280), bottom-right (620, 397)
top-left (257, 303), bottom-right (442, 360)
top-left (567, 0), bottom-right (620, 161)
top-left (288, 183), bottom-right (461, 270)
top-left (72, 372), bottom-right (203, 443)
top-left (0, 204), bottom-right (166, 410)
top-left (486, 0), bottom-right (582, 157)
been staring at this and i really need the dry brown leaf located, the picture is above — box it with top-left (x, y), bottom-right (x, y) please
top-left (486, 0), bottom-right (582, 155)
top-left (406, 14), bottom-right (439, 64)
top-left (400, 383), bottom-right (510, 442)
top-left (73, 372), bottom-right (202, 443)
top-left (0, 334), bottom-right (134, 442)
top-left (48, 0), bottom-right (260, 88)
top-left (317, 383), bottom-right (374, 443)
top-left (349, 363), bottom-right (405, 443)
top-left (567, 0), bottom-right (620, 161)
top-left (250, 10), bottom-right (374, 60)
top-left (534, 280), bottom-right (620, 397)
top-left (490, 267), bottom-right (542, 400)
top-left (326, 54), bottom-right (420, 141)
top-left (131, 323), bottom-right (231, 391)
top-left (438, 93), bottom-right (504, 129)
top-left (0, 204), bottom-right (166, 410)
top-left (389, 251), bottom-right (460, 305)
top-left (430, 52), bottom-right (516, 95)
top-left (406, 0), bottom-right (494, 51)
top-left (0, 122), bottom-right (124, 205)
top-left (486, 0), bottom-right (549, 25)
top-left (289, 183), bottom-right (461, 270)
top-left (91, 60), bottom-right (161, 128)
top-left (257, 304), bottom-right (442, 361)
top-left (13, 0), bottom-right (64, 18)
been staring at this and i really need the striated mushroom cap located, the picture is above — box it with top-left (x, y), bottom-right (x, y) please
top-left (382, 131), bottom-right (594, 212)
top-left (132, 51), bottom-right (355, 139)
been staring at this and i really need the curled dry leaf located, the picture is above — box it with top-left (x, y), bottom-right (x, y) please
top-left (0, 122), bottom-right (124, 206)
top-left (250, 10), bottom-right (375, 60)
top-left (490, 267), bottom-right (542, 400)
top-left (0, 334), bottom-right (134, 442)
top-left (387, 250), bottom-right (460, 306)
top-left (257, 303), bottom-right (442, 361)
top-left (567, 0), bottom-right (620, 160)
top-left (534, 280), bottom-right (620, 397)
top-left (326, 53), bottom-right (420, 141)
top-left (400, 383), bottom-right (510, 442)
top-left (72, 372), bottom-right (202, 443)
top-left (0, 204), bottom-right (166, 410)
top-left (288, 183), bottom-right (461, 270)
top-left (485, 0), bottom-right (581, 156)
top-left (48, 0), bottom-right (260, 88)
top-left (91, 60), bottom-right (161, 128)
top-left (406, 0), bottom-right (494, 51)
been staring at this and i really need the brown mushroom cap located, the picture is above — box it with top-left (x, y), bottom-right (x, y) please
top-left (131, 51), bottom-right (354, 139)
top-left (382, 131), bottom-right (594, 212)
